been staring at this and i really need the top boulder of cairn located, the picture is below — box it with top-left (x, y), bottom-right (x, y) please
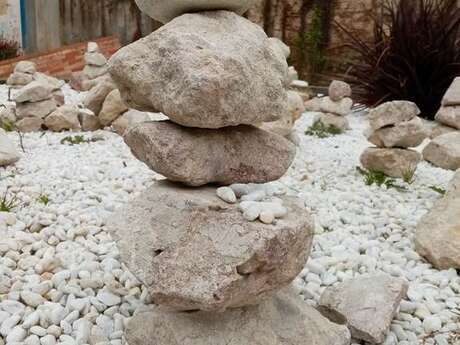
top-left (109, 11), bottom-right (288, 129)
top-left (135, 0), bottom-right (257, 23)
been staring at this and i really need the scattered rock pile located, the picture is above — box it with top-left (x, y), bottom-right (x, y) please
top-left (306, 80), bottom-right (353, 131)
top-left (415, 169), bottom-right (460, 269)
top-left (361, 101), bottom-right (427, 178)
top-left (108, 2), bottom-right (350, 344)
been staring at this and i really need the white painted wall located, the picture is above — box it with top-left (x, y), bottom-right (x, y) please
top-left (0, 0), bottom-right (22, 46)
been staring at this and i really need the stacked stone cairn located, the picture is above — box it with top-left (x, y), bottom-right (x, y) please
top-left (361, 101), bottom-right (428, 178)
top-left (422, 78), bottom-right (460, 170)
top-left (107, 1), bottom-right (351, 344)
top-left (70, 42), bottom-right (110, 92)
top-left (304, 80), bottom-right (353, 132)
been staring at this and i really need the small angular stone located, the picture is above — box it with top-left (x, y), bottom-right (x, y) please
top-left (14, 81), bottom-right (52, 103)
top-left (441, 77), bottom-right (460, 106)
top-left (329, 80), bottom-right (352, 102)
top-left (16, 99), bottom-right (57, 120)
top-left (360, 147), bottom-right (421, 178)
top-left (318, 274), bottom-right (408, 344)
top-left (423, 132), bottom-right (460, 170)
top-left (435, 106), bottom-right (460, 130)
top-left (319, 96), bottom-right (352, 116)
top-left (368, 101), bottom-right (420, 131)
top-left (367, 116), bottom-right (427, 148)
top-left (44, 105), bottom-right (80, 132)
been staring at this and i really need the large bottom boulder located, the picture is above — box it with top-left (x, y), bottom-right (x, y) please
top-left (415, 170), bottom-right (460, 269)
top-left (423, 132), bottom-right (460, 170)
top-left (107, 181), bottom-right (314, 312)
top-left (126, 288), bottom-right (351, 345)
top-left (360, 148), bottom-right (421, 178)
top-left (124, 121), bottom-right (296, 186)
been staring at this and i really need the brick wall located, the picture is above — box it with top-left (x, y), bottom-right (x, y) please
top-left (0, 36), bottom-right (121, 80)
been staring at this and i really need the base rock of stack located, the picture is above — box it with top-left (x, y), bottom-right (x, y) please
top-left (423, 132), bottom-right (460, 170)
top-left (107, 181), bottom-right (314, 312)
top-left (124, 121), bottom-right (296, 186)
top-left (360, 148), bottom-right (421, 178)
top-left (319, 96), bottom-right (352, 116)
top-left (126, 288), bottom-right (350, 345)
top-left (134, 0), bottom-right (257, 23)
top-left (367, 117), bottom-right (427, 148)
top-left (109, 11), bottom-right (288, 129)
top-left (16, 99), bottom-right (57, 120)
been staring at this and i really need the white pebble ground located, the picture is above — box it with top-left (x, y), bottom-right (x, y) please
top-left (0, 84), bottom-right (459, 345)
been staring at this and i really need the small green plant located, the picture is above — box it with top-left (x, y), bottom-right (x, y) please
top-left (429, 186), bottom-right (446, 195)
top-left (356, 167), bottom-right (407, 191)
top-left (305, 120), bottom-right (343, 138)
top-left (37, 194), bottom-right (50, 206)
top-left (1, 120), bottom-right (15, 132)
top-left (0, 191), bottom-right (20, 212)
top-left (402, 169), bottom-right (416, 184)
top-left (60, 135), bottom-right (104, 145)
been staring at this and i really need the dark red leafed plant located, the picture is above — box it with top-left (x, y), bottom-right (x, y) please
top-left (0, 37), bottom-right (19, 61)
top-left (336, 0), bottom-right (460, 120)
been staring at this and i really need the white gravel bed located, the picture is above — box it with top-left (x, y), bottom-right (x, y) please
top-left (0, 82), bottom-right (458, 344)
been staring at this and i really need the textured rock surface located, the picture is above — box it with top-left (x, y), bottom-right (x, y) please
top-left (318, 275), bottom-right (408, 344)
top-left (319, 97), bottom-right (352, 116)
top-left (360, 148), bottom-right (421, 178)
top-left (44, 106), bottom-right (81, 132)
top-left (83, 65), bottom-right (108, 80)
top-left (367, 117), bottom-right (427, 148)
top-left (134, 0), bottom-right (257, 23)
top-left (108, 181), bottom-right (314, 311)
top-left (109, 11), bottom-right (288, 128)
top-left (415, 170), bottom-right (460, 269)
top-left (111, 109), bottom-right (166, 135)
top-left (124, 121), bottom-right (296, 186)
top-left (441, 77), bottom-right (460, 106)
top-left (78, 109), bottom-right (102, 131)
top-left (14, 81), bottom-right (51, 103)
top-left (368, 101), bottom-right (419, 131)
top-left (0, 129), bottom-right (20, 166)
top-left (329, 80), bottom-right (351, 102)
top-left (7, 72), bottom-right (33, 87)
top-left (82, 80), bottom-right (116, 115)
top-left (430, 123), bottom-right (457, 138)
top-left (15, 61), bottom-right (37, 75)
top-left (16, 99), bottom-right (57, 120)
top-left (423, 132), bottom-right (460, 171)
top-left (259, 91), bottom-right (303, 136)
top-left (16, 117), bottom-right (43, 132)
top-left (84, 52), bottom-right (107, 67)
top-left (126, 288), bottom-right (350, 345)
top-left (317, 113), bottom-right (350, 131)
top-left (98, 89), bottom-right (128, 126)
top-left (435, 106), bottom-right (460, 130)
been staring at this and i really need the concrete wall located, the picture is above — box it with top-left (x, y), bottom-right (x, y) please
top-left (0, 0), bottom-right (22, 45)
top-left (24, 0), bottom-right (61, 53)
